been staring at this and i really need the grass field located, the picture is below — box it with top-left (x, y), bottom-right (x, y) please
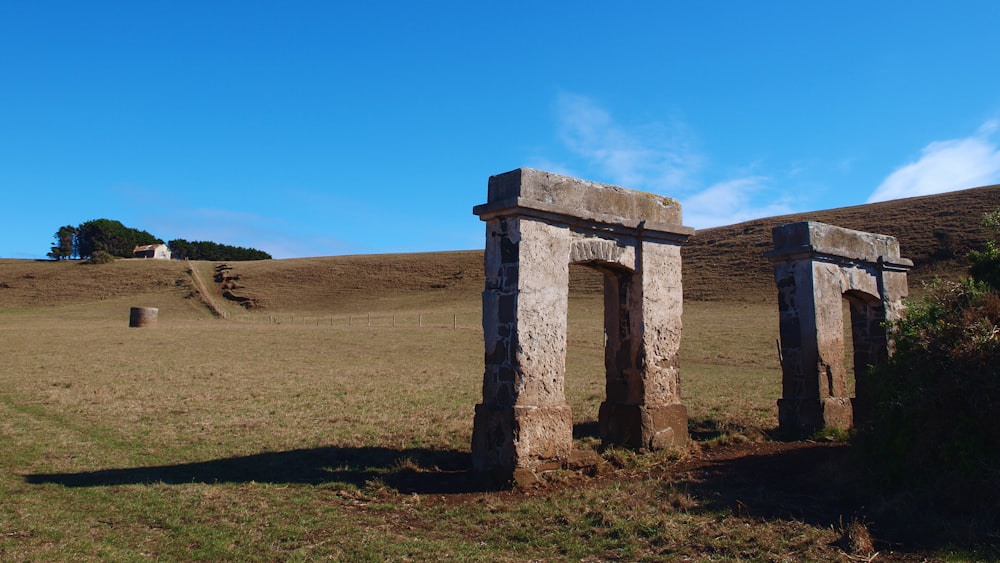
top-left (0, 259), bottom-right (960, 562)
top-left (0, 258), bottom-right (805, 561)
top-left (4, 186), bottom-right (1000, 561)
top-left (0, 290), bottom-right (784, 560)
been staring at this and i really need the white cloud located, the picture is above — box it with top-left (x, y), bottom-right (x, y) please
top-left (553, 93), bottom-right (700, 192)
top-left (551, 93), bottom-right (796, 229)
top-left (681, 177), bottom-right (794, 229)
top-left (868, 120), bottom-right (1000, 203)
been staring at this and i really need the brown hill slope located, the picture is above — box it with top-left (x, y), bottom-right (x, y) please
top-left (682, 184), bottom-right (1000, 302)
top-left (220, 184), bottom-right (1000, 311)
top-left (211, 250), bottom-right (486, 313)
top-left (2, 185), bottom-right (998, 313)
top-left (0, 258), bottom-right (196, 310)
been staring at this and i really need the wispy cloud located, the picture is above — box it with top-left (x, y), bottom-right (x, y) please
top-left (682, 177), bottom-right (794, 229)
top-left (868, 120), bottom-right (1000, 203)
top-left (553, 93), bottom-right (700, 192)
top-left (551, 93), bottom-right (796, 229)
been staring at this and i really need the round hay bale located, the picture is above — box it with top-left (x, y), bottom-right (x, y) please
top-left (129, 307), bottom-right (159, 328)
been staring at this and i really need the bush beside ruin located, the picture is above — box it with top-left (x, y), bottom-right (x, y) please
top-left (856, 213), bottom-right (1000, 542)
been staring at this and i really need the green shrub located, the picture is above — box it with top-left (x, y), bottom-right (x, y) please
top-left (969, 241), bottom-right (1000, 291)
top-left (969, 209), bottom-right (1000, 291)
top-left (86, 250), bottom-right (116, 265)
top-left (857, 278), bottom-right (1000, 511)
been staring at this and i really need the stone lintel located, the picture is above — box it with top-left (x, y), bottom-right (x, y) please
top-left (765, 221), bottom-right (913, 270)
top-left (473, 168), bottom-right (694, 241)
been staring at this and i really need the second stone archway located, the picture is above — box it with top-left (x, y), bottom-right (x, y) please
top-left (767, 221), bottom-right (912, 437)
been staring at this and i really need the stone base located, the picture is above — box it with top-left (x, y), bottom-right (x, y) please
top-left (471, 403), bottom-right (573, 475)
top-left (778, 397), bottom-right (853, 438)
top-left (598, 402), bottom-right (688, 450)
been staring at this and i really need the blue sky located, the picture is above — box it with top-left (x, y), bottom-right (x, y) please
top-left (3, 2), bottom-right (1000, 259)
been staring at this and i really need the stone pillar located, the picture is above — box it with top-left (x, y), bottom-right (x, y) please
top-left (472, 168), bottom-right (693, 478)
top-left (771, 258), bottom-right (854, 433)
top-left (767, 221), bottom-right (912, 437)
top-left (472, 215), bottom-right (574, 474)
top-left (598, 239), bottom-right (686, 450)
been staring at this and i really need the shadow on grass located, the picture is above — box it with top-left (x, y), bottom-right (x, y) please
top-left (25, 446), bottom-right (496, 494)
top-left (677, 438), bottom-right (1000, 556)
top-left (572, 420), bottom-right (600, 440)
top-left (679, 442), bottom-right (858, 524)
top-left (26, 421), bottom-right (603, 494)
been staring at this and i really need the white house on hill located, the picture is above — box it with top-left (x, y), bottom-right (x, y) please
top-left (134, 243), bottom-right (172, 260)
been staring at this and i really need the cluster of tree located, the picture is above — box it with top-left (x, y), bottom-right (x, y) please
top-left (48, 225), bottom-right (78, 260)
top-left (47, 219), bottom-right (271, 261)
top-left (167, 239), bottom-right (271, 261)
top-left (47, 219), bottom-right (159, 260)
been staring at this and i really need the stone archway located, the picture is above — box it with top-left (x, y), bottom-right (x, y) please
top-left (471, 168), bottom-right (693, 477)
top-left (766, 221), bottom-right (912, 437)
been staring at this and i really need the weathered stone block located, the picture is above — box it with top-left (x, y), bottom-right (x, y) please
top-left (599, 402), bottom-right (688, 450)
top-left (471, 403), bottom-right (573, 473)
top-left (769, 221), bottom-right (912, 268)
top-left (777, 397), bottom-right (853, 436)
top-left (475, 168), bottom-right (690, 234)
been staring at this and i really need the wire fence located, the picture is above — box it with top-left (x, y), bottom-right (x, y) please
top-left (224, 311), bottom-right (480, 330)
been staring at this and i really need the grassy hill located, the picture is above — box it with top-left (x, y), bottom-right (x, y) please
top-left (3, 184), bottom-right (999, 313)
top-left (682, 183), bottom-right (1000, 301)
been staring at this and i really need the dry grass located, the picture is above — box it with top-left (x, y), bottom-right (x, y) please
top-left (4, 186), bottom-right (1000, 560)
top-left (0, 272), bottom-right (809, 561)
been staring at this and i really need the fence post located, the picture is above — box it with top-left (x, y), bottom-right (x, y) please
top-left (419, 313), bottom-right (422, 328)
top-left (453, 313), bottom-right (457, 330)
top-left (368, 313), bottom-right (371, 327)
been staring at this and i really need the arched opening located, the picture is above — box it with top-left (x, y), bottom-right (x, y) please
top-left (566, 257), bottom-right (644, 445)
top-left (565, 263), bottom-right (606, 442)
top-left (843, 290), bottom-right (887, 424)
top-left (842, 298), bottom-right (855, 397)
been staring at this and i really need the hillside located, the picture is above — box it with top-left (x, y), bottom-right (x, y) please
top-left (0, 258), bottom-right (198, 311)
top-left (208, 251), bottom-right (486, 313)
top-left (682, 184), bottom-right (1000, 301)
top-left (2, 184), bottom-right (998, 313)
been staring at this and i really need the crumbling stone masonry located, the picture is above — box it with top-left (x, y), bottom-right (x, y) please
top-left (766, 221), bottom-right (912, 437)
top-left (471, 168), bottom-right (694, 477)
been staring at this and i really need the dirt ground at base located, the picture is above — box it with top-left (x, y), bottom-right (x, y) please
top-left (368, 439), bottom-right (988, 562)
